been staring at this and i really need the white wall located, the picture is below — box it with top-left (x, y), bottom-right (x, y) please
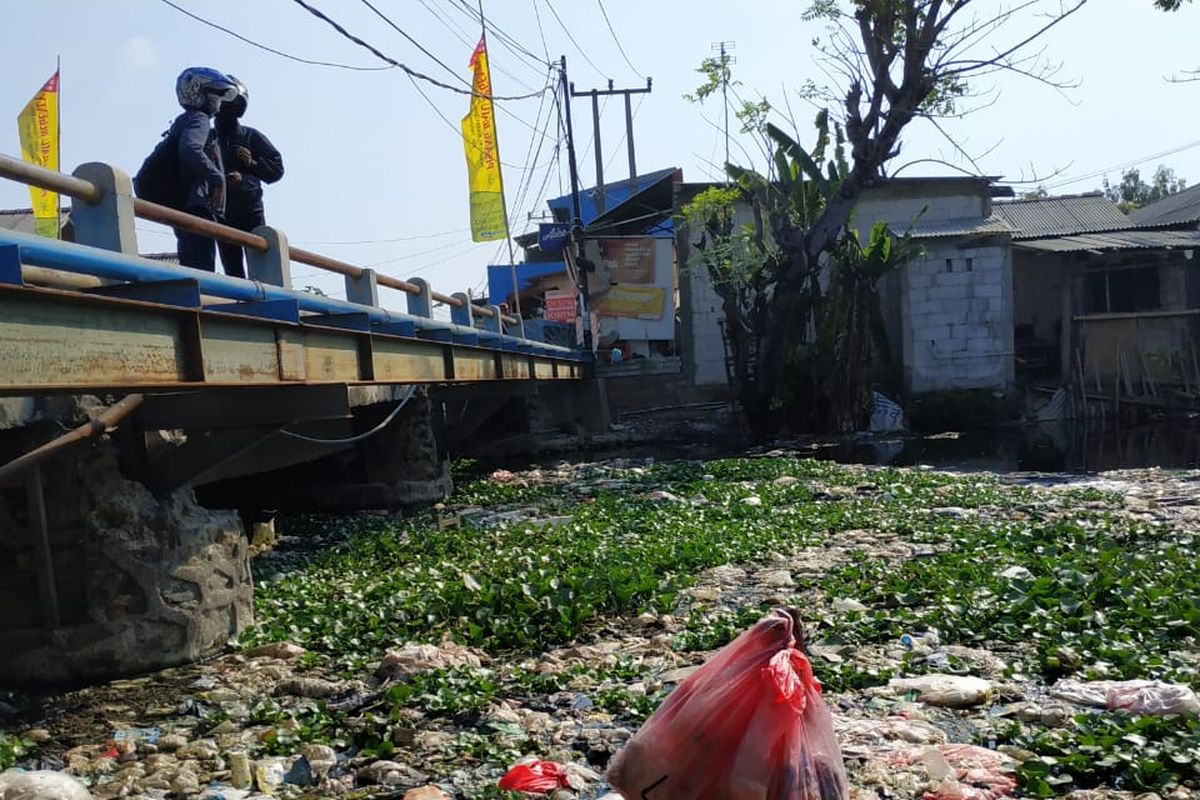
top-left (901, 241), bottom-right (1014, 393)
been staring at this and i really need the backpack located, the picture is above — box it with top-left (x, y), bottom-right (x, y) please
top-left (133, 123), bottom-right (183, 208)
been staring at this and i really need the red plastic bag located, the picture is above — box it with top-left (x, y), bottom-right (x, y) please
top-left (498, 760), bottom-right (569, 793)
top-left (607, 609), bottom-right (847, 800)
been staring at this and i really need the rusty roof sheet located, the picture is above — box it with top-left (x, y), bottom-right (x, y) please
top-left (993, 193), bottom-right (1132, 239)
top-left (1129, 184), bottom-right (1200, 227)
top-left (1014, 229), bottom-right (1200, 253)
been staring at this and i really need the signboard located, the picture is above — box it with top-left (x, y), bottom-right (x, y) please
top-left (602, 237), bottom-right (655, 284)
top-left (594, 285), bottom-right (666, 319)
top-left (544, 289), bottom-right (577, 323)
top-left (538, 222), bottom-right (572, 253)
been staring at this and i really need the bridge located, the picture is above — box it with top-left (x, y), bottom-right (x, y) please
top-left (0, 153), bottom-right (602, 684)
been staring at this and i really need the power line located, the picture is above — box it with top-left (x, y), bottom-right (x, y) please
top-left (288, 0), bottom-right (545, 100)
top-left (413, 0), bottom-right (539, 92)
top-left (359, 0), bottom-right (471, 88)
top-left (294, 228), bottom-right (469, 246)
top-left (158, 0), bottom-right (392, 71)
top-left (596, 0), bottom-right (642, 77)
top-left (447, 0), bottom-right (549, 69)
top-left (540, 0), bottom-right (607, 77)
top-left (1044, 137), bottom-right (1200, 190)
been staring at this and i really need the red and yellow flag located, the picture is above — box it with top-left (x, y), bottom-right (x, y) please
top-left (461, 38), bottom-right (508, 242)
top-left (17, 71), bottom-right (60, 239)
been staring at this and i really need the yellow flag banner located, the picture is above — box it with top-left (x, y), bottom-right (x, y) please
top-left (462, 38), bottom-right (507, 242)
top-left (17, 71), bottom-right (60, 239)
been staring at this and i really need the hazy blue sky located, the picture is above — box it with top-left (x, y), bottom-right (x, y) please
top-left (1, 1), bottom-right (1196, 303)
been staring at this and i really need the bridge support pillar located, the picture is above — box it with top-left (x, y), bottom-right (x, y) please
top-left (450, 292), bottom-right (474, 327)
top-left (406, 277), bottom-right (433, 318)
top-left (71, 162), bottom-right (138, 255)
top-left (346, 267), bottom-right (379, 306)
top-left (247, 225), bottom-right (291, 288)
top-left (0, 436), bottom-right (251, 685)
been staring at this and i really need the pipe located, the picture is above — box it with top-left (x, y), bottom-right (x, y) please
top-left (0, 394), bottom-right (144, 484)
top-left (1, 153), bottom-right (520, 325)
top-left (134, 199), bottom-right (268, 251)
top-left (0, 153), bottom-right (103, 204)
top-left (0, 229), bottom-right (572, 354)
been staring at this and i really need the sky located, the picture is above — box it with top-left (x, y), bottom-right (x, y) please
top-left (1, 0), bottom-right (1197, 306)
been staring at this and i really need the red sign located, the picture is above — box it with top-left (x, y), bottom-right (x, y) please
top-left (544, 290), bottom-right (577, 323)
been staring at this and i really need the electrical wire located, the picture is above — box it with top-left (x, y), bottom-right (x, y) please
top-left (279, 386), bottom-right (417, 444)
top-left (447, 0), bottom-right (549, 69)
top-left (596, 0), bottom-right (642, 77)
top-left (359, 0), bottom-right (472, 87)
top-left (289, 0), bottom-right (545, 100)
top-left (1044, 137), bottom-right (1200, 190)
top-left (414, 0), bottom-right (540, 92)
top-left (157, 0), bottom-right (393, 71)
top-left (540, 0), bottom-right (607, 77)
top-left (293, 228), bottom-right (469, 246)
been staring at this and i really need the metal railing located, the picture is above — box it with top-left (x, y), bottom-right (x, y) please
top-left (0, 152), bottom-right (517, 326)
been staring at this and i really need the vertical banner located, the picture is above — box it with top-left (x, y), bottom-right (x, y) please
top-left (462, 38), bottom-right (507, 242)
top-left (17, 71), bottom-right (60, 239)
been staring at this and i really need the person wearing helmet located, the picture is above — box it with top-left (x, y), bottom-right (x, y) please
top-left (215, 76), bottom-right (285, 279)
top-left (140, 67), bottom-right (236, 270)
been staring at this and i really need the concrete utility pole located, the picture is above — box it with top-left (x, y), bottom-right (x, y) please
top-left (569, 77), bottom-right (652, 216)
top-left (560, 55), bottom-right (593, 357)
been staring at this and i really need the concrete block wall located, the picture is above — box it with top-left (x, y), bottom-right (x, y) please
top-left (901, 241), bottom-right (1014, 394)
top-left (684, 268), bottom-right (729, 386)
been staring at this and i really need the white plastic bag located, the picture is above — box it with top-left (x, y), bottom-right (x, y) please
top-left (0, 770), bottom-right (92, 800)
top-left (888, 674), bottom-right (992, 708)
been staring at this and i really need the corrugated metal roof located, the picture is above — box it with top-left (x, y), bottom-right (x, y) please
top-left (1014, 229), bottom-right (1200, 253)
top-left (908, 215), bottom-right (1013, 239)
top-left (993, 193), bottom-right (1132, 239)
top-left (1129, 184), bottom-right (1200, 227)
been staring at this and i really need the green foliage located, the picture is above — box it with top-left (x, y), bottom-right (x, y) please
top-left (0, 732), bottom-right (32, 770)
top-left (1102, 165), bottom-right (1187, 212)
top-left (998, 713), bottom-right (1200, 795)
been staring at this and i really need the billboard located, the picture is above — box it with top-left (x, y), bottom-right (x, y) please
top-left (584, 236), bottom-right (674, 341)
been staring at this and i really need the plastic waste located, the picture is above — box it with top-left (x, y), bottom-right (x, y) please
top-left (0, 769), bottom-right (93, 800)
top-left (891, 744), bottom-right (1016, 800)
top-left (112, 727), bottom-right (159, 746)
top-left (1050, 679), bottom-right (1200, 716)
top-left (227, 750), bottom-right (252, 789)
top-left (254, 757), bottom-right (287, 795)
top-left (888, 674), bottom-right (992, 708)
top-left (606, 608), bottom-right (847, 800)
top-left (498, 761), bottom-right (569, 794)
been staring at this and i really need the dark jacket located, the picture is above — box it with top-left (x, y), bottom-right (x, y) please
top-left (217, 123), bottom-right (284, 220)
top-left (172, 110), bottom-right (225, 216)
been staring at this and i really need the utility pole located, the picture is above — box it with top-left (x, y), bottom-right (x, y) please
top-left (712, 41), bottom-right (735, 171)
top-left (569, 77), bottom-right (652, 215)
top-left (560, 55), bottom-right (593, 357)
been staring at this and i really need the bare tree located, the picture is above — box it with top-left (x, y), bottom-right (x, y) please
top-left (710, 0), bottom-right (1089, 437)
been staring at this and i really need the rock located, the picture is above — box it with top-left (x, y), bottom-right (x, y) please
top-left (403, 788), bottom-right (451, 800)
top-left (357, 760), bottom-right (428, 787)
top-left (375, 642), bottom-right (485, 683)
top-left (773, 476), bottom-right (800, 487)
top-left (273, 676), bottom-right (351, 699)
top-left (245, 642), bottom-right (306, 661)
top-left (644, 490), bottom-right (681, 502)
top-left (887, 674), bottom-right (993, 708)
top-left (299, 745), bottom-right (336, 781)
top-left (0, 770), bottom-right (92, 800)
